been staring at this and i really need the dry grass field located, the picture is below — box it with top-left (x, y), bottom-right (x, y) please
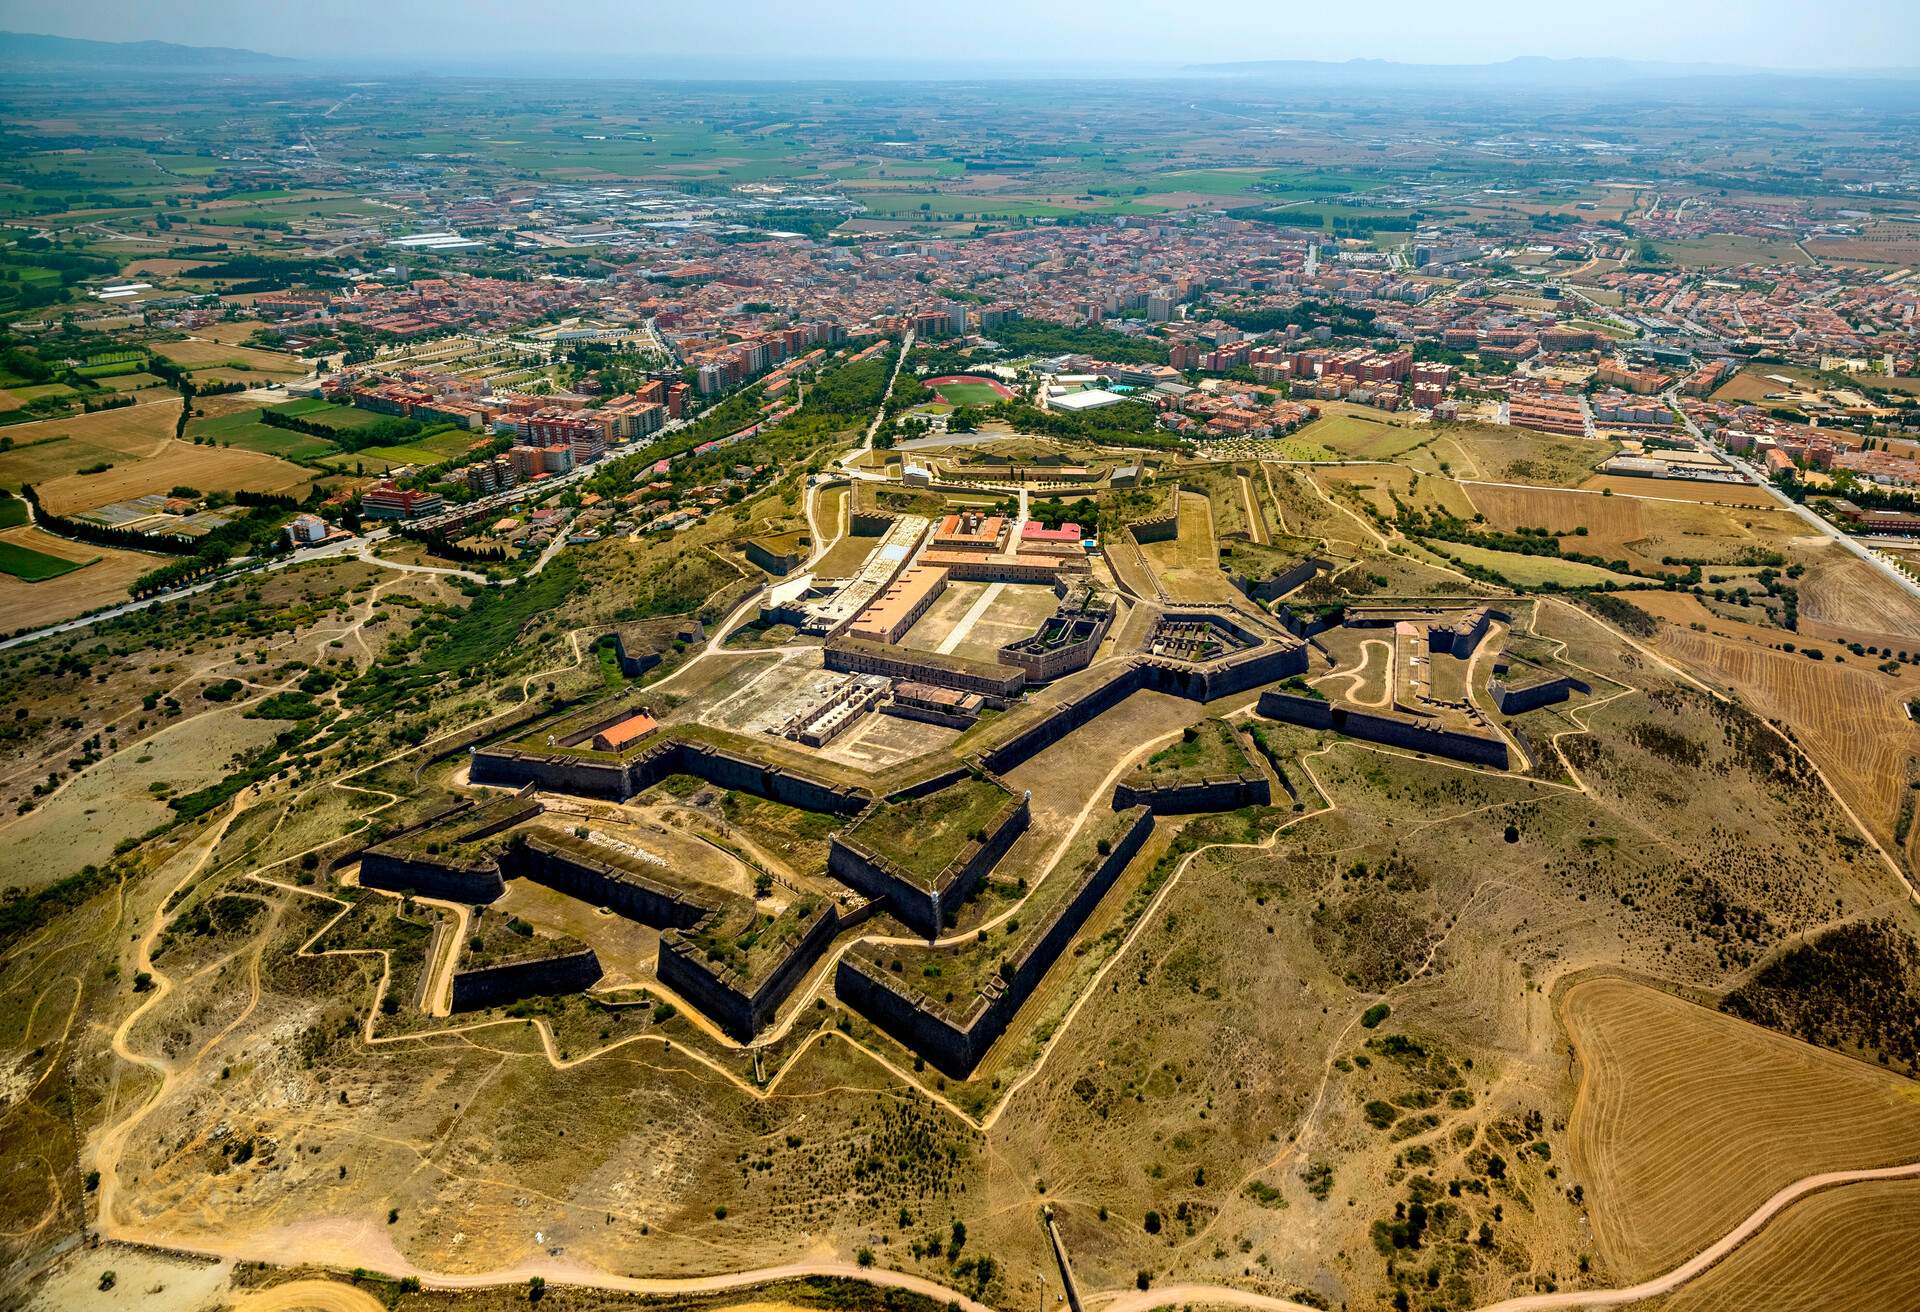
top-left (1263, 466), bottom-right (1381, 557)
top-left (33, 438), bottom-right (312, 515)
top-left (1460, 482), bottom-right (1803, 573)
top-left (148, 338), bottom-right (305, 376)
top-left (1289, 409), bottom-right (1429, 461)
top-left (0, 399), bottom-right (182, 490)
top-left (1627, 590), bottom-right (1920, 857)
top-left (1562, 976), bottom-right (1920, 1284)
top-left (1797, 547), bottom-right (1920, 642)
top-left (1440, 422), bottom-right (1615, 487)
top-left (1633, 1177), bottom-right (1920, 1312)
top-left (1310, 463), bottom-right (1476, 520)
top-left (0, 525), bottom-right (157, 632)
top-left (1575, 474), bottom-right (1783, 506)
top-left (1138, 491), bottom-right (1237, 602)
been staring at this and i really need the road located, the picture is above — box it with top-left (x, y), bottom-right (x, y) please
top-left (1657, 387), bottom-right (1920, 604)
top-left (1716, 450), bottom-right (1920, 605)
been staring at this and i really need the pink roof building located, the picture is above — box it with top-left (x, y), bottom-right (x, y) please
top-left (1022, 521), bottom-right (1083, 543)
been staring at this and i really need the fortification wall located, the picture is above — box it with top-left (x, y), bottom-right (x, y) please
top-left (1242, 555), bottom-right (1331, 602)
top-left (828, 791), bottom-right (1029, 937)
top-left (836, 959), bottom-right (977, 1073)
top-left (471, 737), bottom-right (869, 814)
top-left (1257, 691), bottom-right (1509, 768)
top-left (882, 701), bottom-right (977, 730)
top-left (1276, 605), bottom-right (1346, 639)
top-left (657, 742), bottom-right (871, 815)
top-left (449, 947), bottom-right (603, 1013)
top-left (1114, 771), bottom-right (1270, 815)
top-left (359, 851), bottom-right (505, 904)
top-left (979, 664), bottom-right (1146, 774)
top-left (657, 902), bottom-right (841, 1040)
top-left (469, 747), bottom-right (632, 799)
top-left (1491, 673), bottom-right (1590, 714)
top-left (824, 637), bottom-right (1027, 699)
top-left (839, 806), bottom-right (1154, 1074)
top-left (509, 833), bottom-right (712, 928)
top-left (1129, 512), bottom-right (1179, 545)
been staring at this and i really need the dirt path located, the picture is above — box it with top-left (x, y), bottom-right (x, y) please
top-left (90, 788), bottom-right (257, 1239)
top-left (1089, 1161), bottom-right (1920, 1312)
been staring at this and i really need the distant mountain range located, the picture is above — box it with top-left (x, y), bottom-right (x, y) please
top-left (0, 30), bottom-right (298, 71)
top-left (1185, 55), bottom-right (1919, 85)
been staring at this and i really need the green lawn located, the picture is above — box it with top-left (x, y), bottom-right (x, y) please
top-left (0, 540), bottom-right (87, 581)
top-left (321, 429), bottom-right (480, 472)
top-left (266, 399), bottom-right (385, 430)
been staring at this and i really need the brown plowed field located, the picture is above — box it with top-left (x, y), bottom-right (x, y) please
top-left (1563, 976), bottom-right (1920, 1284)
top-left (1634, 1177), bottom-right (1920, 1312)
top-left (1630, 592), bottom-right (1920, 848)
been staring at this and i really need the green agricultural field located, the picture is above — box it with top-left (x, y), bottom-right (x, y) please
top-left (320, 429), bottom-right (483, 473)
top-left (191, 407), bottom-right (340, 460)
top-left (265, 399), bottom-right (387, 430)
top-left (0, 494), bottom-right (25, 528)
top-left (0, 540), bottom-right (87, 581)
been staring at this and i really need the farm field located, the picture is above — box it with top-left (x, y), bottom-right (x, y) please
top-left (267, 398), bottom-right (388, 430)
top-left (1629, 590), bottom-right (1920, 851)
top-left (1577, 473), bottom-right (1785, 506)
top-left (1459, 481), bottom-right (1803, 572)
top-left (1653, 235), bottom-right (1812, 267)
top-left (147, 338), bottom-right (307, 377)
top-left (32, 438), bottom-right (313, 515)
top-left (0, 526), bottom-right (155, 631)
top-left (1562, 975), bottom-right (1920, 1284)
top-left (189, 400), bottom-right (343, 460)
top-left (0, 538), bottom-right (86, 580)
top-left (1795, 547), bottom-right (1920, 642)
top-left (318, 428), bottom-right (480, 473)
top-left (1633, 1177), bottom-right (1920, 1312)
top-left (0, 399), bottom-right (182, 489)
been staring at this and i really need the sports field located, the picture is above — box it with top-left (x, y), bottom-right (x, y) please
top-left (925, 374), bottom-right (1013, 406)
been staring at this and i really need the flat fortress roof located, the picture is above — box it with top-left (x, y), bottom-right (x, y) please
top-left (849, 565), bottom-right (948, 640)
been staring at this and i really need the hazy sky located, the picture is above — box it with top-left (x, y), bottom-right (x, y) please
top-left (3, 0), bottom-right (1917, 71)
